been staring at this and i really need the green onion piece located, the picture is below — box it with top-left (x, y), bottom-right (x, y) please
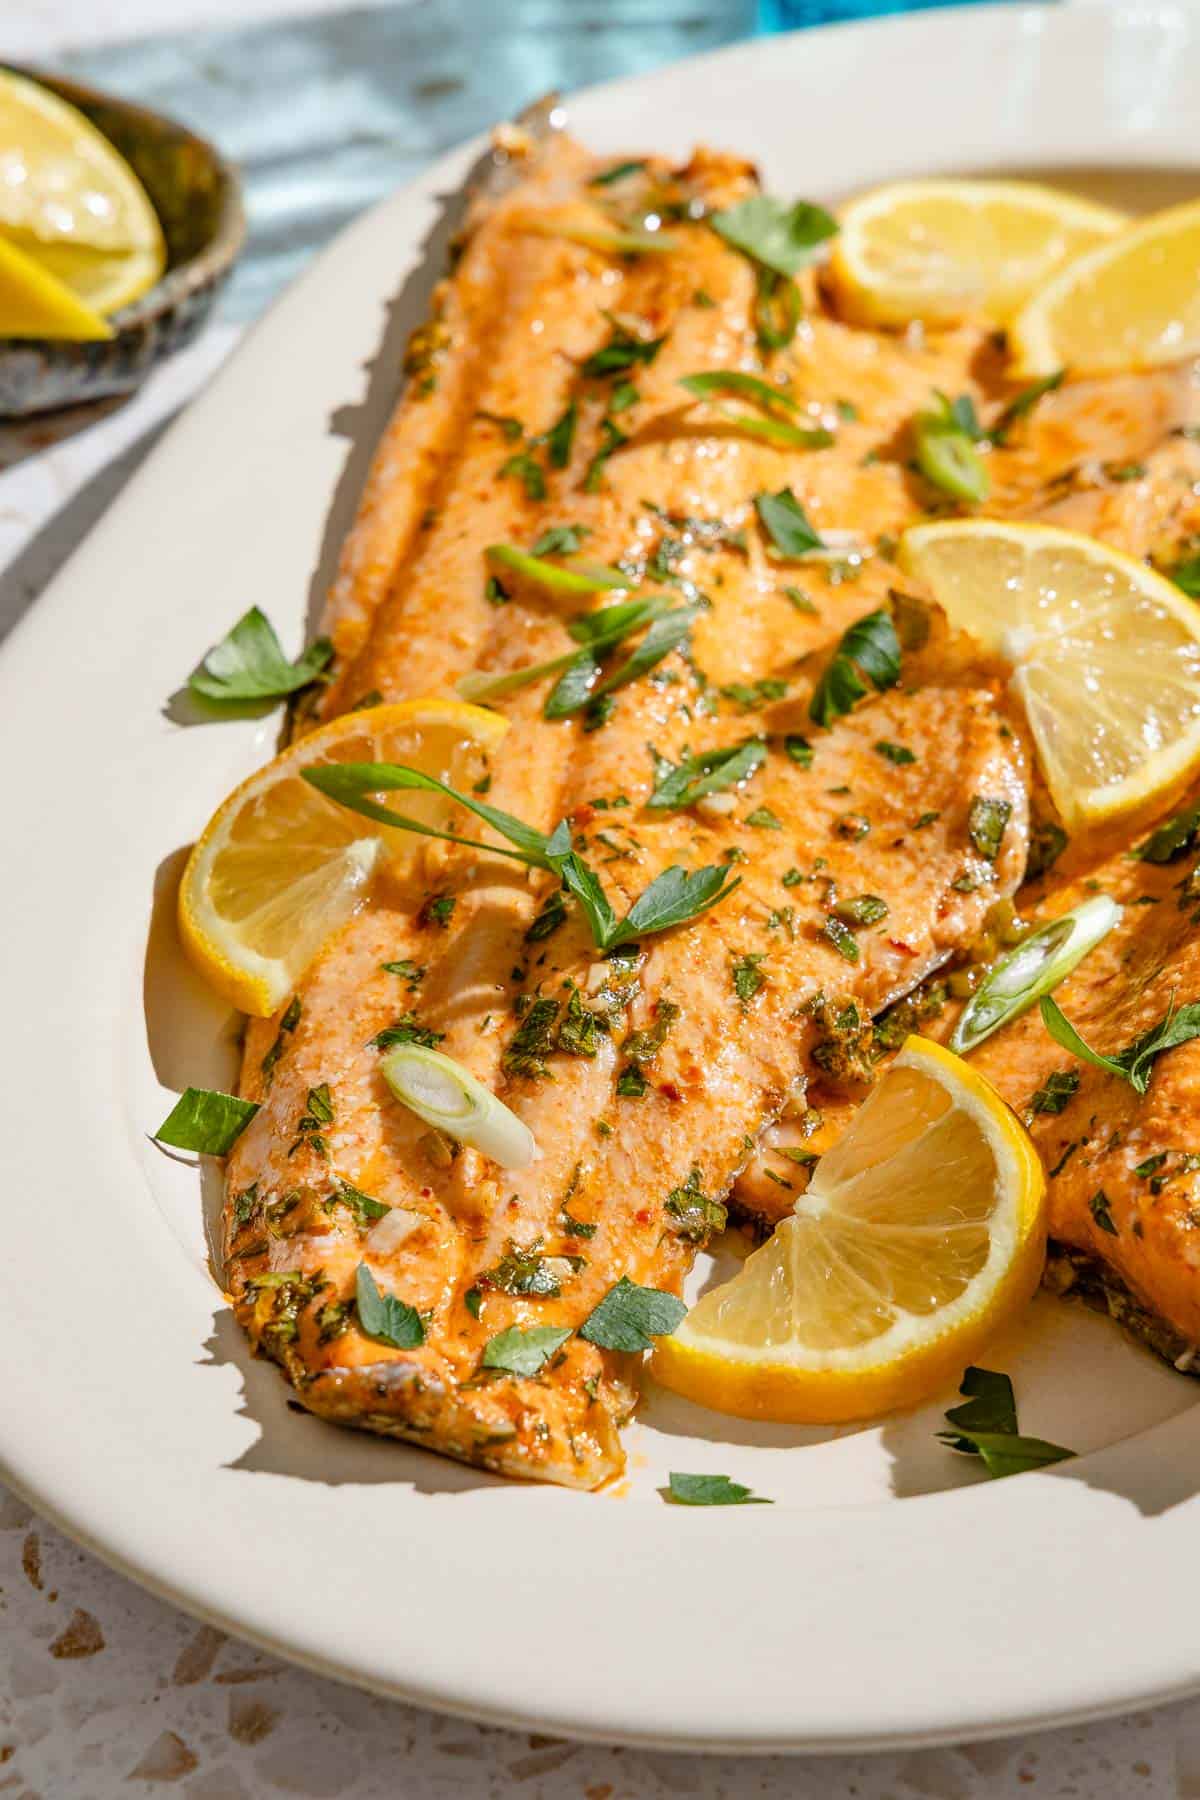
top-left (485, 545), bottom-right (628, 597)
top-left (588, 160), bottom-right (648, 188)
top-left (678, 371), bottom-right (805, 413)
top-left (948, 896), bottom-right (1121, 1056)
top-left (913, 415), bottom-right (990, 504)
top-left (713, 408), bottom-right (833, 450)
top-left (456, 595), bottom-right (675, 704)
top-left (753, 268), bottom-right (801, 350)
top-left (380, 1043), bottom-right (538, 1168)
top-left (457, 646), bottom-right (587, 704)
top-left (679, 370), bottom-right (832, 447)
top-left (543, 222), bottom-right (681, 255)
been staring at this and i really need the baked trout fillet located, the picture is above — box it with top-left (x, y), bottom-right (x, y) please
top-left (222, 126), bottom-right (1036, 1487)
top-left (737, 787), bottom-right (1200, 1368)
top-left (730, 362), bottom-right (1200, 1365)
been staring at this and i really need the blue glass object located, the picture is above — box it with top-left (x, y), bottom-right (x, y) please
top-left (760, 0), bottom-right (1024, 28)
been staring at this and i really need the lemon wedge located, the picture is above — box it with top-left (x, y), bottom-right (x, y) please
top-left (827, 178), bottom-right (1125, 328)
top-left (0, 70), bottom-right (165, 323)
top-left (0, 232), bottom-right (111, 339)
top-left (0, 69), bottom-right (162, 255)
top-left (900, 519), bottom-right (1200, 829)
top-left (652, 1037), bottom-right (1045, 1424)
top-left (21, 236), bottom-right (165, 319)
top-left (178, 699), bottom-right (509, 1017)
top-left (1010, 197), bottom-right (1200, 376)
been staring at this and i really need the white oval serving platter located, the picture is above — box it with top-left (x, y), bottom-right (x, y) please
top-left (3, 4), bottom-right (1200, 1751)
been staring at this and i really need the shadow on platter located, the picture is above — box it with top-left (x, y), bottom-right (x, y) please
top-left (0, 413), bottom-right (171, 646)
top-left (143, 847), bottom-right (243, 1095)
top-left (640, 1291), bottom-right (1200, 1511)
top-left (883, 1292), bottom-right (1200, 1512)
top-left (201, 1307), bottom-right (508, 1498)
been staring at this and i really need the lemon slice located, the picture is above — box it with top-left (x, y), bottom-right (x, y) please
top-left (1010, 197), bottom-right (1200, 376)
top-left (0, 232), bottom-right (110, 339)
top-left (20, 236), bottom-right (165, 318)
top-left (0, 69), bottom-right (162, 255)
top-left (178, 699), bottom-right (509, 1017)
top-left (652, 1038), bottom-right (1045, 1424)
top-left (900, 519), bottom-right (1200, 829)
top-left (828, 179), bottom-right (1125, 328)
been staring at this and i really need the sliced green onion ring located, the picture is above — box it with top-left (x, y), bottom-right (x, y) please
top-left (381, 1042), bottom-right (538, 1168)
top-left (948, 895), bottom-right (1122, 1056)
top-left (913, 415), bottom-right (990, 504)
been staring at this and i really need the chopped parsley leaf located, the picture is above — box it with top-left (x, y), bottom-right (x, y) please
top-left (481, 1324), bottom-right (572, 1376)
top-left (499, 450), bottom-right (546, 501)
top-left (833, 894), bottom-right (888, 928)
top-left (666, 1471), bottom-right (772, 1506)
top-left (709, 193), bottom-right (837, 278)
top-left (1026, 819), bottom-right (1069, 881)
top-left (188, 607), bottom-right (333, 707)
top-left (967, 796), bottom-right (1011, 862)
top-left (530, 522), bottom-right (590, 556)
top-left (261, 995), bottom-right (301, 1082)
top-left (1136, 803), bottom-right (1200, 864)
top-left (731, 952), bottom-right (766, 1003)
top-left (370, 1013), bottom-right (444, 1051)
top-left (326, 1182), bottom-right (389, 1229)
top-left (938, 1365), bottom-right (1073, 1479)
top-left (647, 737), bottom-right (766, 810)
top-left (822, 914), bottom-right (859, 963)
top-left (579, 1277), bottom-right (686, 1351)
top-left (754, 487), bottom-right (824, 558)
top-left (809, 610), bottom-right (901, 728)
top-left (155, 1087), bottom-right (258, 1156)
top-left (583, 417), bottom-right (629, 492)
top-left (544, 402), bottom-right (577, 470)
top-left (355, 1263), bottom-right (425, 1349)
top-left (381, 959), bottom-right (425, 988)
top-left (1027, 1069), bottom-right (1079, 1118)
top-left (664, 1165), bottom-right (727, 1243)
top-left (1089, 1189), bottom-right (1118, 1235)
top-left (419, 893), bottom-right (457, 929)
top-left (582, 321), bottom-right (667, 379)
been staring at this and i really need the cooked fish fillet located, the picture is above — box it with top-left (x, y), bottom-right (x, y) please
top-left (737, 792), bottom-right (1200, 1363)
top-left (732, 364), bottom-right (1200, 1341)
top-left (223, 128), bottom-right (1034, 1486)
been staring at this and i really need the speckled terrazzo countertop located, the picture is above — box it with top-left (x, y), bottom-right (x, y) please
top-left (4, 3), bottom-right (1200, 1794)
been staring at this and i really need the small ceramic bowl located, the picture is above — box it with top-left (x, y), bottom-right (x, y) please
top-left (0, 67), bottom-right (246, 417)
